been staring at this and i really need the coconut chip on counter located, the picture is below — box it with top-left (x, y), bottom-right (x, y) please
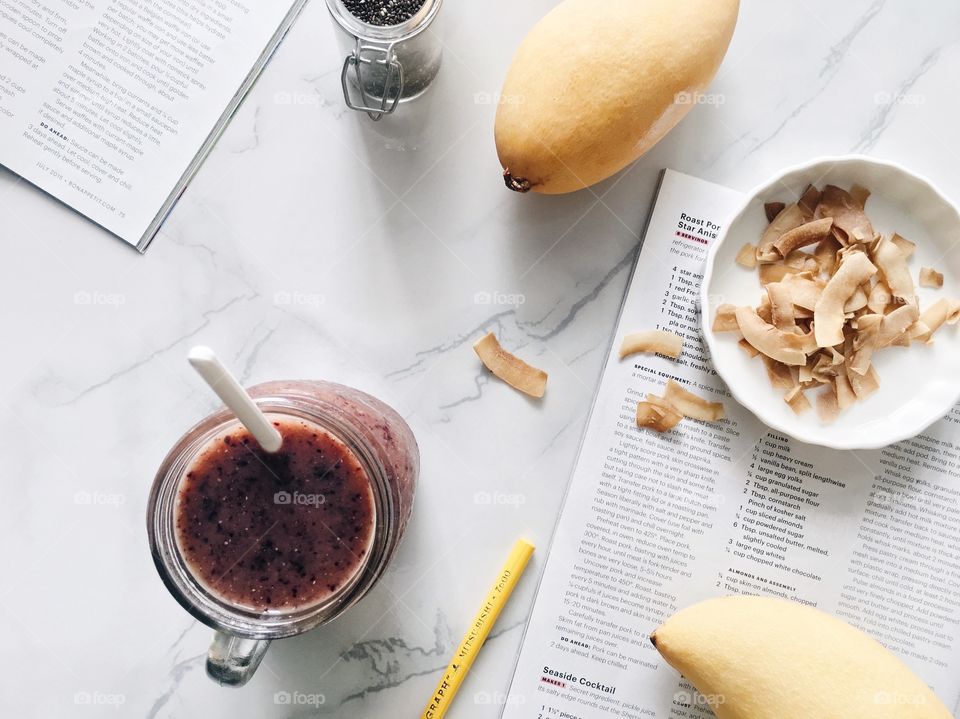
top-left (635, 380), bottom-right (725, 433)
top-left (473, 332), bottom-right (547, 398)
top-left (720, 183), bottom-right (957, 422)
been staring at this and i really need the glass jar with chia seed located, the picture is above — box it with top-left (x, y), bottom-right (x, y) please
top-left (325, 0), bottom-right (443, 120)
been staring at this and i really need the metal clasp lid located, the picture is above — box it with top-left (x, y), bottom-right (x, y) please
top-left (341, 41), bottom-right (404, 121)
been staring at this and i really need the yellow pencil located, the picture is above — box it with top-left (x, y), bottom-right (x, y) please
top-left (420, 538), bottom-right (535, 719)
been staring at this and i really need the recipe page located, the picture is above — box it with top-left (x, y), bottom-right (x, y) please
top-left (0, 0), bottom-right (301, 249)
top-left (502, 170), bottom-right (960, 718)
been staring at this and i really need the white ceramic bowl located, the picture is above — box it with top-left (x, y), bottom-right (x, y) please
top-left (702, 156), bottom-right (960, 450)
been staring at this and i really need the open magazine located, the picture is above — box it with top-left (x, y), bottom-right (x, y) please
top-left (0, 0), bottom-right (306, 251)
top-left (503, 170), bottom-right (960, 718)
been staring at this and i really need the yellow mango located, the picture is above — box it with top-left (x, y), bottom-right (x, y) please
top-left (495, 0), bottom-right (739, 194)
top-left (652, 596), bottom-right (952, 719)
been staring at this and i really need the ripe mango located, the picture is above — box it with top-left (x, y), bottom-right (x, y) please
top-left (495, 0), bottom-right (739, 194)
top-left (653, 596), bottom-right (952, 718)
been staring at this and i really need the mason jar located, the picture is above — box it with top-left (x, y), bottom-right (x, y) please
top-left (325, 0), bottom-right (443, 120)
top-left (147, 380), bottom-right (418, 686)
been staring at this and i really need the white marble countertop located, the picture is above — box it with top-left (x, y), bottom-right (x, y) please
top-left (1, 0), bottom-right (959, 716)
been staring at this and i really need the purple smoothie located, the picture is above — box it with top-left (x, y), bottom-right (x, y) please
top-left (175, 416), bottom-right (375, 612)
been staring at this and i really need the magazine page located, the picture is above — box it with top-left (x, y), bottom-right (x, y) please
top-left (502, 169), bottom-right (960, 718)
top-left (0, 0), bottom-right (302, 249)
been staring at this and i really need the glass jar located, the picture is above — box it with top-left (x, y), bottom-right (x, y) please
top-left (147, 380), bottom-right (418, 686)
top-left (325, 0), bottom-right (443, 120)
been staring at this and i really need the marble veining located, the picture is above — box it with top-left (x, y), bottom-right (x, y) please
top-left (1, 0), bottom-right (958, 717)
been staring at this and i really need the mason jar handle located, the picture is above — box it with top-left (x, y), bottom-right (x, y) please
top-left (206, 631), bottom-right (271, 687)
top-left (341, 42), bottom-right (404, 121)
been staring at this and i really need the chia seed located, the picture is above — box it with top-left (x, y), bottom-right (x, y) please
top-left (342, 0), bottom-right (426, 26)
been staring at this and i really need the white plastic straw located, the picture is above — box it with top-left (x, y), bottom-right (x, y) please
top-left (187, 345), bottom-right (283, 453)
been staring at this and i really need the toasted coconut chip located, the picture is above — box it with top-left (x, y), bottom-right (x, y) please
top-left (942, 299), bottom-right (960, 324)
top-left (663, 380), bottom-right (725, 422)
top-left (848, 364), bottom-right (880, 401)
top-left (781, 274), bottom-right (824, 311)
top-left (891, 233), bottom-right (916, 257)
top-left (920, 267), bottom-right (944, 289)
top-left (874, 236), bottom-right (915, 303)
top-left (849, 184), bottom-right (871, 208)
top-left (867, 279), bottom-right (892, 313)
top-left (758, 204), bottom-right (806, 263)
top-left (784, 250), bottom-right (813, 269)
top-left (920, 298), bottom-right (960, 338)
top-left (843, 284), bottom-right (870, 314)
top-left (816, 387), bottom-right (840, 423)
top-left (738, 338), bottom-right (761, 357)
top-left (766, 282), bottom-right (796, 331)
top-left (473, 332), bottom-right (547, 398)
top-left (908, 321), bottom-right (932, 343)
top-left (771, 217), bottom-right (834, 258)
top-left (761, 355), bottom-right (798, 390)
top-left (823, 346), bottom-right (845, 365)
top-left (636, 400), bottom-right (682, 433)
top-left (757, 297), bottom-right (772, 324)
top-left (811, 352), bottom-right (841, 383)
top-left (795, 329), bottom-right (819, 355)
top-left (713, 304), bottom-right (740, 333)
top-left (764, 201), bottom-right (786, 223)
top-left (759, 262), bottom-right (805, 285)
top-left (815, 185), bottom-right (873, 245)
top-left (837, 242), bottom-right (869, 263)
top-left (848, 314), bottom-right (881, 375)
top-left (784, 386), bottom-right (812, 415)
top-left (799, 184), bottom-right (822, 217)
top-left (619, 330), bottom-right (683, 359)
top-left (735, 243), bottom-right (758, 269)
top-left (877, 303), bottom-right (920, 347)
top-left (814, 237), bottom-right (841, 275)
top-left (735, 306), bottom-right (807, 365)
top-left (834, 373), bottom-right (856, 411)
top-left (814, 251), bottom-right (878, 347)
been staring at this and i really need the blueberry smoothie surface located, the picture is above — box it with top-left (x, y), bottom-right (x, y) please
top-left (175, 417), bottom-right (376, 612)
top-left (249, 380), bottom-right (418, 537)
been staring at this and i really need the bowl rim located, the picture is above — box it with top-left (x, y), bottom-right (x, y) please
top-left (700, 154), bottom-right (960, 450)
